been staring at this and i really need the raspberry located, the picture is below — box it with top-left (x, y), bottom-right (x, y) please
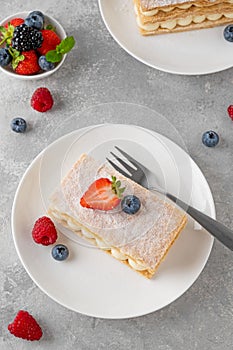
top-left (8, 310), bottom-right (43, 341)
top-left (32, 216), bottom-right (57, 245)
top-left (227, 105), bottom-right (233, 121)
top-left (31, 87), bottom-right (54, 112)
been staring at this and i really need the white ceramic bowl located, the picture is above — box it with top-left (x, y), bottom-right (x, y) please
top-left (0, 11), bottom-right (67, 80)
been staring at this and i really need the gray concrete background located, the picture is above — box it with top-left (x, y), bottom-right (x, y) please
top-left (0, 0), bottom-right (233, 349)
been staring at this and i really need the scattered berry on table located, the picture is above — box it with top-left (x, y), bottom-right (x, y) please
top-left (202, 130), bottom-right (219, 147)
top-left (8, 310), bottom-right (42, 341)
top-left (0, 48), bottom-right (12, 66)
top-left (14, 50), bottom-right (40, 75)
top-left (31, 87), bottom-right (54, 112)
top-left (80, 176), bottom-right (125, 211)
top-left (10, 117), bottom-right (27, 133)
top-left (227, 105), bottom-right (233, 121)
top-left (11, 24), bottom-right (43, 51)
top-left (38, 55), bottom-right (55, 71)
top-left (32, 216), bottom-right (57, 245)
top-left (121, 195), bottom-right (141, 215)
top-left (37, 29), bottom-right (61, 55)
top-left (25, 13), bottom-right (44, 30)
top-left (52, 244), bottom-right (69, 261)
top-left (4, 18), bottom-right (24, 29)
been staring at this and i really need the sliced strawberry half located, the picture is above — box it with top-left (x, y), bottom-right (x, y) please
top-left (80, 177), bottom-right (125, 211)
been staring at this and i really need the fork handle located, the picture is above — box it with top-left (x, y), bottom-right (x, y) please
top-left (165, 192), bottom-right (233, 251)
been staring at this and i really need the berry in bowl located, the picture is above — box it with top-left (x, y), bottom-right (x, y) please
top-left (0, 10), bottom-right (75, 80)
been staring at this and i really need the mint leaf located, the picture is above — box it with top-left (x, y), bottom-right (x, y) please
top-left (46, 50), bottom-right (63, 63)
top-left (56, 36), bottom-right (75, 54)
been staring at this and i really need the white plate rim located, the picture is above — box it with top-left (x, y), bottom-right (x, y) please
top-left (11, 124), bottom-right (215, 319)
top-left (98, 0), bottom-right (233, 75)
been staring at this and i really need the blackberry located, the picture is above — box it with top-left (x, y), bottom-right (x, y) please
top-left (11, 24), bottom-right (43, 51)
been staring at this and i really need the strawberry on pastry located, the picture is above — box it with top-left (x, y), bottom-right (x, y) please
top-left (37, 29), bottom-right (61, 55)
top-left (8, 310), bottom-right (43, 341)
top-left (4, 18), bottom-right (24, 29)
top-left (14, 50), bottom-right (40, 75)
top-left (80, 176), bottom-right (125, 211)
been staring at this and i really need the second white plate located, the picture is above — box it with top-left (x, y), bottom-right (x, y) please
top-left (12, 124), bottom-right (214, 319)
top-left (98, 0), bottom-right (233, 75)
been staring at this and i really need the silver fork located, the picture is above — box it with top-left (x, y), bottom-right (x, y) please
top-left (107, 146), bottom-right (233, 251)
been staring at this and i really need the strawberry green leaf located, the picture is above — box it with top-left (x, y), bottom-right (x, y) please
top-left (0, 24), bottom-right (14, 46)
top-left (56, 36), bottom-right (75, 54)
top-left (45, 24), bottom-right (56, 31)
top-left (46, 50), bottom-right (63, 63)
top-left (12, 54), bottom-right (25, 70)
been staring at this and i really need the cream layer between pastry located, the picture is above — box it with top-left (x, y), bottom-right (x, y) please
top-left (134, 0), bottom-right (233, 35)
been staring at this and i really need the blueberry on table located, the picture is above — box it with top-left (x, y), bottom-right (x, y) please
top-left (121, 195), bottom-right (141, 215)
top-left (202, 130), bottom-right (219, 147)
top-left (0, 48), bottom-right (12, 67)
top-left (224, 25), bottom-right (233, 42)
top-left (11, 118), bottom-right (27, 133)
top-left (52, 244), bottom-right (69, 261)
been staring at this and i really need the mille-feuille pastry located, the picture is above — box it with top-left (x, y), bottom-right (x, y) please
top-left (134, 0), bottom-right (233, 35)
top-left (48, 154), bottom-right (187, 279)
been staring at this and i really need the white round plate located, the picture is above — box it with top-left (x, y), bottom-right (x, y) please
top-left (98, 0), bottom-right (233, 75)
top-left (11, 124), bottom-right (214, 319)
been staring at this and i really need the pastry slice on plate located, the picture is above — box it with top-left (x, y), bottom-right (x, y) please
top-left (48, 154), bottom-right (187, 278)
top-left (134, 0), bottom-right (233, 35)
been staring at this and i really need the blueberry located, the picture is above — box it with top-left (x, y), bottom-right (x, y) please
top-left (52, 244), bottom-right (69, 261)
top-left (121, 195), bottom-right (141, 215)
top-left (25, 14), bottom-right (44, 30)
top-left (224, 25), bottom-right (233, 42)
top-left (28, 11), bottom-right (44, 21)
top-left (0, 48), bottom-right (12, 67)
top-left (202, 130), bottom-right (219, 147)
top-left (38, 55), bottom-right (55, 71)
top-left (11, 117), bottom-right (27, 133)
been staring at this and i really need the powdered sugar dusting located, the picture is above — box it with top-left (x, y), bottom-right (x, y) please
top-left (140, 0), bottom-right (216, 9)
top-left (50, 154), bottom-right (186, 270)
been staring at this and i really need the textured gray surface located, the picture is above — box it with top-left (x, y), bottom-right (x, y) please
top-left (0, 0), bottom-right (233, 349)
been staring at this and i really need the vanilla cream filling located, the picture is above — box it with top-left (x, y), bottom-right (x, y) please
top-left (49, 211), bottom-right (147, 272)
top-left (140, 0), bottom-right (233, 16)
top-left (136, 12), bottom-right (233, 31)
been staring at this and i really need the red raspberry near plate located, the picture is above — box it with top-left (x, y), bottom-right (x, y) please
top-left (227, 105), bottom-right (233, 121)
top-left (32, 216), bottom-right (57, 245)
top-left (31, 87), bottom-right (54, 112)
top-left (8, 310), bottom-right (43, 341)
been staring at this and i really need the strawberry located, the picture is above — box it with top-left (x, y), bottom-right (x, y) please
top-left (80, 176), bottom-right (125, 211)
top-left (37, 29), bottom-right (61, 55)
top-left (8, 310), bottom-right (43, 341)
top-left (14, 50), bottom-right (40, 75)
top-left (4, 18), bottom-right (24, 29)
